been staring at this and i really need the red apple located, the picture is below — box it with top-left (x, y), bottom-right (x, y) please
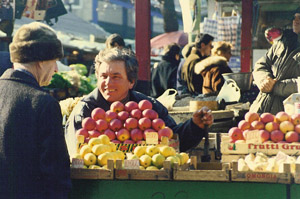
top-left (82, 117), bottom-right (96, 131)
top-left (124, 101), bottom-right (138, 112)
top-left (110, 101), bottom-right (124, 113)
top-left (138, 117), bottom-right (152, 130)
top-left (105, 110), bottom-right (117, 122)
top-left (291, 113), bottom-right (300, 125)
top-left (279, 121), bottom-right (294, 134)
top-left (275, 111), bottom-right (290, 123)
top-left (111, 139), bottom-right (121, 144)
top-left (124, 118), bottom-right (138, 131)
top-left (295, 124), bottom-right (300, 133)
top-left (123, 139), bottom-right (135, 144)
top-left (88, 129), bottom-right (101, 138)
top-left (228, 127), bottom-right (243, 141)
top-left (95, 119), bottom-right (108, 133)
top-left (270, 130), bottom-right (284, 142)
top-left (91, 107), bottom-right (106, 121)
top-left (285, 131), bottom-right (299, 143)
top-left (116, 128), bottom-right (130, 142)
top-left (260, 112), bottom-right (275, 124)
top-left (152, 118), bottom-right (166, 131)
top-left (244, 112), bottom-right (260, 123)
top-left (104, 129), bottom-right (116, 140)
top-left (142, 109), bottom-right (158, 120)
top-left (265, 121), bottom-right (280, 132)
top-left (158, 127), bottom-right (173, 140)
top-left (117, 111), bottom-right (129, 121)
top-left (251, 120), bottom-right (265, 130)
top-left (258, 130), bottom-right (270, 142)
top-left (109, 118), bottom-right (123, 131)
top-left (130, 128), bottom-right (143, 142)
top-left (238, 120), bottom-right (251, 131)
top-left (84, 137), bottom-right (90, 144)
top-left (130, 109), bottom-right (142, 120)
top-left (138, 99), bottom-right (153, 111)
top-left (76, 128), bottom-right (89, 138)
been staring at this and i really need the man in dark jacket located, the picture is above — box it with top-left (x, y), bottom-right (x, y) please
top-left (65, 48), bottom-right (213, 157)
top-left (250, 9), bottom-right (300, 114)
top-left (181, 34), bottom-right (214, 95)
top-left (151, 43), bottom-right (181, 98)
top-left (0, 22), bottom-right (71, 199)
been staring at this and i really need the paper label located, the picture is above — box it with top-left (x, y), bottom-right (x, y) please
top-left (145, 132), bottom-right (158, 145)
top-left (123, 159), bottom-right (140, 169)
top-left (245, 130), bottom-right (262, 144)
top-left (71, 158), bottom-right (84, 168)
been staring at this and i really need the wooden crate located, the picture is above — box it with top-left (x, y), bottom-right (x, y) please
top-left (173, 156), bottom-right (230, 182)
top-left (71, 159), bottom-right (114, 180)
top-left (114, 159), bottom-right (172, 180)
top-left (293, 163), bottom-right (300, 184)
top-left (231, 161), bottom-right (292, 184)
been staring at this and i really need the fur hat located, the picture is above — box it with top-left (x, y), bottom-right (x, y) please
top-left (9, 22), bottom-right (63, 63)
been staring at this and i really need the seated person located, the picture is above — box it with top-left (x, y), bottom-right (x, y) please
top-left (151, 43), bottom-right (181, 98)
top-left (65, 48), bottom-right (213, 157)
top-left (194, 41), bottom-right (233, 94)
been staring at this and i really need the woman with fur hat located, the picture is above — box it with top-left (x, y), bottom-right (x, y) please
top-left (194, 41), bottom-right (233, 94)
top-left (0, 22), bottom-right (71, 198)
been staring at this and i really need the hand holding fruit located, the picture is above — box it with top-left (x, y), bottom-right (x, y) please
top-left (192, 106), bottom-right (214, 129)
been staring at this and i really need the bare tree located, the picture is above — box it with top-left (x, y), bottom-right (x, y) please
top-left (158, 0), bottom-right (178, 33)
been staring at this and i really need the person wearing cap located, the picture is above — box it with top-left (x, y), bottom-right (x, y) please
top-left (250, 8), bottom-right (300, 114)
top-left (150, 43), bottom-right (181, 98)
top-left (0, 22), bottom-right (71, 198)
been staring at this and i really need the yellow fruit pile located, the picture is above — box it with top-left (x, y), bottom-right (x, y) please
top-left (127, 145), bottom-right (189, 170)
top-left (73, 134), bottom-right (125, 169)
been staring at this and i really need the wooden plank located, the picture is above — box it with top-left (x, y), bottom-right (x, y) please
top-left (293, 163), bottom-right (300, 184)
top-left (114, 159), bottom-right (172, 180)
top-left (173, 156), bottom-right (230, 181)
top-left (70, 159), bottom-right (114, 180)
top-left (231, 161), bottom-right (292, 184)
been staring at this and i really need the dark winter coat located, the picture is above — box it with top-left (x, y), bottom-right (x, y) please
top-left (181, 48), bottom-right (207, 95)
top-left (250, 30), bottom-right (300, 114)
top-left (151, 55), bottom-right (180, 98)
top-left (65, 88), bottom-right (206, 156)
top-left (0, 69), bottom-right (71, 199)
top-left (194, 56), bottom-right (233, 94)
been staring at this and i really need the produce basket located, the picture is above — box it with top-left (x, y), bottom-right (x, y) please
top-left (222, 72), bottom-right (253, 91)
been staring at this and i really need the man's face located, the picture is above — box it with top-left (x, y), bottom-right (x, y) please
top-left (96, 60), bottom-right (134, 103)
top-left (293, 13), bottom-right (300, 34)
top-left (201, 41), bottom-right (213, 57)
top-left (38, 59), bottom-right (58, 86)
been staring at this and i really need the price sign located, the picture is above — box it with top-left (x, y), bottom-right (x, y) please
top-left (145, 132), bottom-right (158, 145)
top-left (124, 159), bottom-right (140, 169)
top-left (245, 130), bottom-right (262, 143)
top-left (71, 158), bottom-right (84, 168)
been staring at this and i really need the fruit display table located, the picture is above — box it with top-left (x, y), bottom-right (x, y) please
top-left (70, 179), bottom-right (288, 199)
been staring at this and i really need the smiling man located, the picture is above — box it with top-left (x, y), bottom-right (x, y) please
top-left (65, 48), bottom-right (213, 157)
top-left (250, 8), bottom-right (300, 114)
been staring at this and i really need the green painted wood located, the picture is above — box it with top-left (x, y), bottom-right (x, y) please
top-left (290, 184), bottom-right (300, 199)
top-left (70, 180), bottom-right (288, 199)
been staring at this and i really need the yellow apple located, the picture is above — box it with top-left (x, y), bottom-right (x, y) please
top-left (133, 146), bottom-right (146, 157)
top-left (88, 137), bottom-right (102, 148)
top-left (92, 144), bottom-right (112, 156)
top-left (108, 142), bottom-right (117, 152)
top-left (159, 146), bottom-right (176, 157)
top-left (166, 155), bottom-right (179, 168)
top-left (83, 152), bottom-right (97, 166)
top-left (139, 166), bottom-right (145, 170)
top-left (146, 145), bottom-right (159, 157)
top-left (151, 153), bottom-right (165, 169)
top-left (89, 165), bottom-right (102, 169)
top-left (139, 154), bottom-right (152, 168)
top-left (127, 153), bottom-right (139, 160)
top-left (175, 153), bottom-right (184, 165)
top-left (180, 152), bottom-right (189, 164)
top-left (114, 150), bottom-right (125, 160)
top-left (98, 134), bottom-right (110, 145)
top-left (79, 145), bottom-right (92, 157)
top-left (98, 152), bottom-right (114, 166)
top-left (146, 166), bottom-right (159, 170)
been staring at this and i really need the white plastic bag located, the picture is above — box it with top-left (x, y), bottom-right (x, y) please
top-left (216, 79), bottom-right (241, 102)
top-left (157, 89), bottom-right (177, 110)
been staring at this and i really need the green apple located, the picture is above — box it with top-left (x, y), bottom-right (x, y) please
top-left (152, 153), bottom-right (165, 169)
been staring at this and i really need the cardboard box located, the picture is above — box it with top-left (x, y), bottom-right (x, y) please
top-left (283, 93), bottom-right (300, 115)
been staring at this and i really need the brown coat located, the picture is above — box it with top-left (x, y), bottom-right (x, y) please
top-left (194, 56), bottom-right (232, 94)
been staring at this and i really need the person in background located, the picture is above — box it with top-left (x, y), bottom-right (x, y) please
top-left (105, 33), bottom-right (126, 49)
top-left (150, 43), bottom-right (181, 98)
top-left (0, 22), bottom-right (71, 198)
top-left (194, 41), bottom-right (233, 94)
top-left (65, 48), bottom-right (213, 157)
top-left (0, 51), bottom-right (12, 76)
top-left (250, 8), bottom-right (300, 114)
top-left (176, 42), bottom-right (195, 95)
top-left (181, 33), bottom-right (214, 95)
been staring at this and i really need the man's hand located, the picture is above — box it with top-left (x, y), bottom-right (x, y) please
top-left (258, 77), bottom-right (277, 93)
top-left (192, 106), bottom-right (214, 129)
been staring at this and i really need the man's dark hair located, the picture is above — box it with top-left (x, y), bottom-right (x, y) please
top-left (195, 34), bottom-right (214, 49)
top-left (105, 33), bottom-right (125, 49)
top-left (163, 43), bottom-right (181, 59)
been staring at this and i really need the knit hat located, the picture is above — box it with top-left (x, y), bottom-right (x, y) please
top-left (9, 22), bottom-right (63, 63)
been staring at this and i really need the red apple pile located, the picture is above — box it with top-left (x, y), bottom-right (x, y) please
top-left (76, 100), bottom-right (174, 144)
top-left (228, 111), bottom-right (300, 144)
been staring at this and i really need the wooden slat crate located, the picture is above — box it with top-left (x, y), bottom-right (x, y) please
top-left (293, 163), bottom-right (300, 184)
top-left (114, 159), bottom-right (172, 180)
top-left (231, 161), bottom-right (292, 184)
top-left (71, 159), bottom-right (114, 180)
top-left (173, 156), bottom-right (230, 182)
